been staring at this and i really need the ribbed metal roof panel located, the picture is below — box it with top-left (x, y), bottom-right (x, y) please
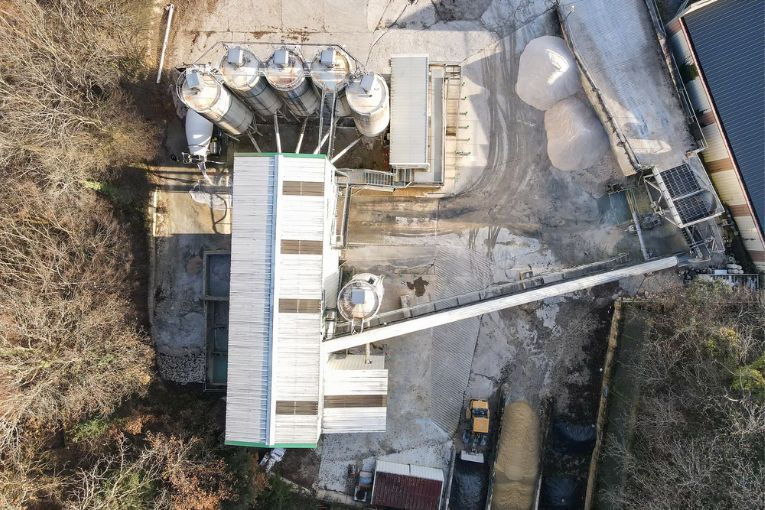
top-left (225, 155), bottom-right (277, 445)
top-left (684, 1), bottom-right (765, 231)
top-left (371, 461), bottom-right (444, 510)
top-left (390, 55), bottom-right (429, 168)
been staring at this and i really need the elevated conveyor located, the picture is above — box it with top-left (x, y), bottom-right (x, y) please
top-left (322, 256), bottom-right (679, 353)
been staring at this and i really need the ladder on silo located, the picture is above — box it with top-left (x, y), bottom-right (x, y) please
top-left (318, 89), bottom-right (338, 157)
top-left (443, 65), bottom-right (463, 188)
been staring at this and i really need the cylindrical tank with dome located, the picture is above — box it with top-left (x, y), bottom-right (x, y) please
top-left (219, 46), bottom-right (282, 118)
top-left (264, 47), bottom-right (319, 117)
top-left (309, 47), bottom-right (354, 117)
top-left (345, 72), bottom-right (390, 137)
top-left (178, 66), bottom-right (254, 136)
top-left (337, 274), bottom-right (385, 323)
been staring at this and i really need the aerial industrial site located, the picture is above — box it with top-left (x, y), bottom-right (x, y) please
top-left (1, 0), bottom-right (763, 509)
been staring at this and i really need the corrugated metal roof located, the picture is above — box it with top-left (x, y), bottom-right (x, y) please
top-left (390, 55), bottom-right (429, 168)
top-left (225, 155), bottom-right (276, 446)
top-left (326, 354), bottom-right (385, 370)
top-left (225, 154), bottom-right (337, 448)
top-left (372, 461), bottom-right (444, 510)
top-left (683, 0), bottom-right (765, 231)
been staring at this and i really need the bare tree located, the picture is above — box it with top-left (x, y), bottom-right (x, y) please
top-left (0, 0), bottom-right (156, 191)
top-left (0, 185), bottom-right (154, 449)
top-left (601, 283), bottom-right (765, 509)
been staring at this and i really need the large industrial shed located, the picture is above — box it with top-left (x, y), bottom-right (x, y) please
top-left (225, 153), bottom-right (340, 448)
top-left (667, 0), bottom-right (765, 270)
top-left (224, 153), bottom-right (388, 448)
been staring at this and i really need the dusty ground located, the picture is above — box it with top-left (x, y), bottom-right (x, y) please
top-left (154, 0), bottom-right (693, 503)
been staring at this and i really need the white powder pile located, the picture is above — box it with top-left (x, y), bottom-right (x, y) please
top-left (544, 97), bottom-right (609, 171)
top-left (515, 36), bottom-right (581, 111)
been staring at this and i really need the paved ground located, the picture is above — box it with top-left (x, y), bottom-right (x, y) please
top-left (150, 118), bottom-right (232, 383)
top-left (158, 0), bottom-right (691, 501)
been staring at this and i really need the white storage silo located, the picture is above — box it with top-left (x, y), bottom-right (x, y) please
top-left (219, 46), bottom-right (282, 118)
top-left (310, 47), bottom-right (353, 117)
top-left (345, 73), bottom-right (390, 137)
top-left (179, 67), bottom-right (254, 136)
top-left (264, 47), bottom-right (319, 117)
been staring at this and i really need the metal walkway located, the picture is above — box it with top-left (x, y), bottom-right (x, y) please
top-left (322, 256), bottom-right (679, 353)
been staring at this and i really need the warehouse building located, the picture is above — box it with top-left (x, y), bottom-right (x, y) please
top-left (224, 153), bottom-right (387, 448)
top-left (667, 0), bottom-right (765, 270)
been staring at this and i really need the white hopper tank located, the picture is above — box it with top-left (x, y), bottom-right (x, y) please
top-left (185, 110), bottom-right (213, 157)
top-left (337, 274), bottom-right (385, 322)
top-left (219, 46), bottom-right (281, 117)
top-left (179, 67), bottom-right (254, 136)
top-left (264, 47), bottom-right (319, 117)
top-left (345, 73), bottom-right (390, 137)
top-left (310, 47), bottom-right (353, 117)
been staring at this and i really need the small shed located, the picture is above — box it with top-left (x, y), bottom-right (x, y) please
top-left (371, 460), bottom-right (444, 510)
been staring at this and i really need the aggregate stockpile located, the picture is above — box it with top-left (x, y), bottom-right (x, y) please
top-left (515, 36), bottom-right (580, 111)
top-left (545, 97), bottom-right (608, 171)
top-left (515, 36), bottom-right (608, 171)
top-left (490, 401), bottom-right (540, 510)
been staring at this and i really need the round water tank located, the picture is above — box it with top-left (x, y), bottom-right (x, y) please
top-left (180, 68), bottom-right (254, 136)
top-left (310, 47), bottom-right (354, 117)
top-left (265, 47), bottom-right (319, 117)
top-left (346, 73), bottom-right (390, 137)
top-left (219, 46), bottom-right (282, 117)
top-left (337, 274), bottom-right (385, 322)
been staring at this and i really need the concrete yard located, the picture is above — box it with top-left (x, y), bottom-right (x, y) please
top-left (156, 0), bottom-right (694, 505)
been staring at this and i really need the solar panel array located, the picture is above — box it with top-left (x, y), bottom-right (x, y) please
top-left (661, 164), bottom-right (700, 198)
top-left (657, 164), bottom-right (717, 225)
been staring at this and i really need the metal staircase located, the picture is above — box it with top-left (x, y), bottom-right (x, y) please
top-left (443, 64), bottom-right (463, 187)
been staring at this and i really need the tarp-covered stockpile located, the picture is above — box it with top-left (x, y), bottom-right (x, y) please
top-left (491, 401), bottom-right (540, 510)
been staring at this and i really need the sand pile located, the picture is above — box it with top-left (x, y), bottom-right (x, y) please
top-left (491, 401), bottom-right (540, 510)
top-left (544, 97), bottom-right (609, 171)
top-left (516, 36), bottom-right (580, 111)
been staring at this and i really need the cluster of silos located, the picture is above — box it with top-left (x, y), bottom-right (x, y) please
top-left (178, 45), bottom-right (391, 140)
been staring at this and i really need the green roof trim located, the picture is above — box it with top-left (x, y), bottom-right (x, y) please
top-left (234, 152), bottom-right (327, 159)
top-left (225, 440), bottom-right (318, 449)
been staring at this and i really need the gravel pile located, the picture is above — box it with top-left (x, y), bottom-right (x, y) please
top-left (157, 352), bottom-right (206, 384)
top-left (544, 97), bottom-right (608, 171)
top-left (515, 36), bottom-right (581, 111)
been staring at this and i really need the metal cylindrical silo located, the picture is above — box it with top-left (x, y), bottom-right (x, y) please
top-left (345, 72), bottom-right (390, 137)
top-left (264, 47), bottom-right (319, 117)
top-left (337, 274), bottom-right (385, 322)
top-left (219, 46), bottom-right (282, 117)
top-left (179, 68), bottom-right (254, 136)
top-left (310, 47), bottom-right (353, 117)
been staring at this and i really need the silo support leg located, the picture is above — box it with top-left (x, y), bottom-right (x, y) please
top-left (274, 113), bottom-right (282, 153)
top-left (295, 118), bottom-right (308, 153)
top-left (246, 132), bottom-right (262, 153)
